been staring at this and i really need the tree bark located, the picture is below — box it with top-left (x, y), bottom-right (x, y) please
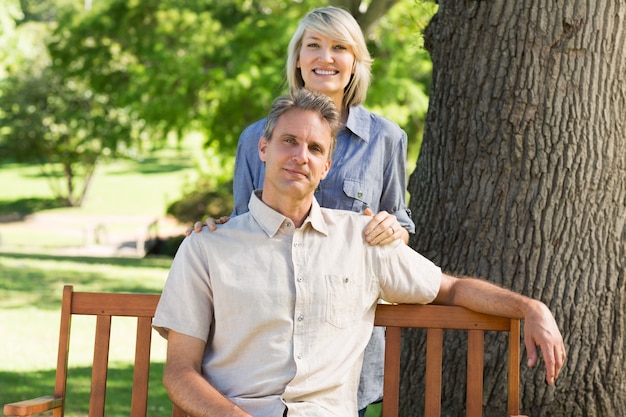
top-left (406, 1), bottom-right (626, 416)
top-left (331, 0), bottom-right (400, 35)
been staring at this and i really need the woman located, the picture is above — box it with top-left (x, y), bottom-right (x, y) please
top-left (197, 7), bottom-right (414, 416)
top-left (228, 6), bottom-right (413, 248)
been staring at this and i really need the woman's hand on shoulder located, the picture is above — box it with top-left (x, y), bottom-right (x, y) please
top-left (184, 216), bottom-right (231, 236)
top-left (362, 209), bottom-right (409, 246)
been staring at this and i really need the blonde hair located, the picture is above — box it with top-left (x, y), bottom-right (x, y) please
top-left (286, 6), bottom-right (372, 109)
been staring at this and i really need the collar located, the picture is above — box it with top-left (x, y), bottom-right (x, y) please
top-left (248, 190), bottom-right (328, 237)
top-left (343, 105), bottom-right (372, 144)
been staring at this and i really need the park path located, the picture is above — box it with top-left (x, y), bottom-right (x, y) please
top-left (0, 212), bottom-right (186, 257)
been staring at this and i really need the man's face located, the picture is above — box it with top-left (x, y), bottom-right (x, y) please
top-left (258, 108), bottom-right (332, 201)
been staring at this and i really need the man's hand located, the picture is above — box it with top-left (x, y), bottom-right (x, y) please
top-left (522, 300), bottom-right (567, 385)
top-left (435, 274), bottom-right (566, 385)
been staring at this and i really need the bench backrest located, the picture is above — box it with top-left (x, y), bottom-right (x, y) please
top-left (374, 303), bottom-right (521, 417)
top-left (3, 285), bottom-right (185, 417)
top-left (4, 288), bottom-right (519, 417)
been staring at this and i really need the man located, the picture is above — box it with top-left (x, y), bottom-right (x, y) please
top-left (153, 89), bottom-right (565, 417)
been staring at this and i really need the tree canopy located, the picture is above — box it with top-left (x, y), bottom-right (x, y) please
top-left (0, 0), bottom-right (435, 207)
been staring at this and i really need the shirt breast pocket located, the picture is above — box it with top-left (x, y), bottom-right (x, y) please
top-left (325, 275), bottom-right (363, 329)
top-left (342, 178), bottom-right (371, 212)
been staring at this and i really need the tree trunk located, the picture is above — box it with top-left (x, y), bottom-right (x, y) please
top-left (406, 1), bottom-right (626, 416)
top-left (331, 0), bottom-right (400, 35)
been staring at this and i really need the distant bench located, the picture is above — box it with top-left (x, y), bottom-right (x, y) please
top-left (84, 217), bottom-right (159, 256)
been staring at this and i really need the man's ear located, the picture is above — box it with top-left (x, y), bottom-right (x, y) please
top-left (258, 136), bottom-right (268, 162)
top-left (320, 158), bottom-right (332, 180)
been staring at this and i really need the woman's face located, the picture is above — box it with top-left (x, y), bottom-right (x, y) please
top-left (297, 30), bottom-right (355, 108)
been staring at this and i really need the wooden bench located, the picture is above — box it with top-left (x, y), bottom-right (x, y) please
top-left (3, 285), bottom-right (184, 417)
top-left (375, 303), bottom-right (521, 417)
top-left (4, 286), bottom-right (520, 417)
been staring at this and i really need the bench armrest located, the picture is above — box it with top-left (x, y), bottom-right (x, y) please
top-left (3, 395), bottom-right (64, 416)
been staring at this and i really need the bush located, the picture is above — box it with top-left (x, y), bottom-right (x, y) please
top-left (166, 180), bottom-right (234, 224)
top-left (145, 234), bottom-right (186, 258)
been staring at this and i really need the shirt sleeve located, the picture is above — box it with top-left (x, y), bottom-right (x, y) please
top-left (153, 234), bottom-right (215, 341)
top-left (232, 120), bottom-right (266, 216)
top-left (376, 242), bottom-right (441, 304)
top-left (380, 126), bottom-right (415, 233)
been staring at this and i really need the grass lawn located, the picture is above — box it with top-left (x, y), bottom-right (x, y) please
top-left (0, 136), bottom-right (204, 253)
top-left (0, 135), bottom-right (204, 216)
top-left (0, 138), bottom-right (203, 416)
top-left (0, 252), bottom-right (173, 416)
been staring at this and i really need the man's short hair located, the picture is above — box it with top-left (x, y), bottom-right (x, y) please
top-left (263, 88), bottom-right (341, 157)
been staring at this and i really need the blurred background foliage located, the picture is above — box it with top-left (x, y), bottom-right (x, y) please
top-left (0, 0), bottom-right (435, 222)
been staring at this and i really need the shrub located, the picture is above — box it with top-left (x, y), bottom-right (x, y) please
top-left (166, 180), bottom-right (233, 224)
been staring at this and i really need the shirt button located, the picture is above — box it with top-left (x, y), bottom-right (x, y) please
top-left (357, 191), bottom-right (363, 198)
top-left (344, 278), bottom-right (349, 283)
top-left (297, 315), bottom-right (304, 321)
top-left (297, 277), bottom-right (303, 282)
top-left (285, 221), bottom-right (292, 228)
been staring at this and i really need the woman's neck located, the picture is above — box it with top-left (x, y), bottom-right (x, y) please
top-left (340, 107), bottom-right (349, 127)
top-left (324, 91), bottom-right (348, 126)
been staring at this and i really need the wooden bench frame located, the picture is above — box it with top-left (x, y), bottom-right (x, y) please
top-left (375, 303), bottom-right (521, 417)
top-left (4, 287), bottom-right (520, 417)
top-left (3, 285), bottom-right (184, 417)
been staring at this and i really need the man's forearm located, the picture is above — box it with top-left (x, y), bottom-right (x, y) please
top-left (435, 273), bottom-right (538, 319)
top-left (434, 273), bottom-right (566, 385)
top-left (164, 365), bottom-right (251, 417)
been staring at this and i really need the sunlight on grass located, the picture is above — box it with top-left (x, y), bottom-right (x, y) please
top-left (0, 134), bottom-right (221, 415)
top-left (0, 252), bottom-right (173, 415)
top-left (0, 254), bottom-right (171, 306)
top-left (0, 163), bottom-right (57, 199)
top-left (0, 140), bottom-right (203, 254)
top-left (0, 134), bottom-right (205, 217)
top-left (1, 362), bottom-right (172, 417)
top-left (0, 253), bottom-right (171, 369)
top-left (1, 226), bottom-right (84, 251)
top-left (1, 309), bottom-right (168, 372)
top-left (0, 255), bottom-right (171, 370)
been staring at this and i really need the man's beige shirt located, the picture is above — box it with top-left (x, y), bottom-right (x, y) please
top-left (154, 191), bottom-right (441, 417)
